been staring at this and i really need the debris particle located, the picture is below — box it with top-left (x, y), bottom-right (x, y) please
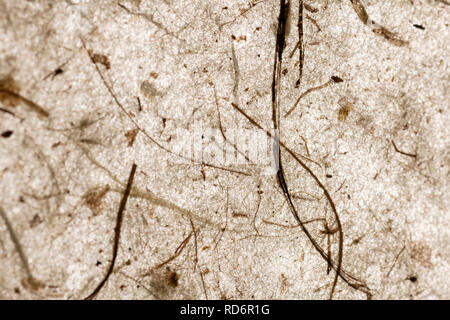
top-left (306, 15), bottom-right (321, 33)
top-left (391, 140), bottom-right (417, 158)
top-left (53, 68), bottom-right (64, 76)
top-left (351, 0), bottom-right (369, 24)
top-left (88, 51), bottom-right (111, 69)
top-left (140, 80), bottom-right (163, 99)
top-left (304, 3), bottom-right (318, 13)
top-left (21, 277), bottom-right (45, 291)
top-left (350, 0), bottom-right (408, 46)
top-left (1, 130), bottom-right (13, 138)
top-left (233, 35), bottom-right (247, 42)
top-left (0, 75), bottom-right (49, 117)
top-left (44, 67), bottom-right (64, 80)
top-left (85, 163), bottom-right (137, 300)
top-left (285, 78), bottom-right (336, 117)
top-left (137, 97), bottom-right (142, 111)
top-left (165, 270), bottom-right (179, 288)
top-left (1, 206), bottom-right (44, 291)
top-left (410, 241), bottom-right (433, 269)
top-left (338, 98), bottom-right (353, 121)
top-left (372, 27), bottom-right (408, 46)
top-left (0, 107), bottom-right (16, 117)
top-left (84, 185), bottom-right (110, 216)
top-left (338, 106), bottom-right (351, 121)
top-left (125, 128), bottom-right (139, 147)
top-left (279, 274), bottom-right (289, 293)
top-left (413, 24), bottom-right (425, 30)
top-left (29, 214), bottom-right (42, 228)
top-left (0, 75), bottom-right (20, 107)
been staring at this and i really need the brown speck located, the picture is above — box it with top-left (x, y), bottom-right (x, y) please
top-left (84, 185), bottom-right (110, 216)
top-left (29, 214), bottom-right (42, 228)
top-left (338, 105), bottom-right (351, 121)
top-left (140, 80), bottom-right (163, 99)
top-left (331, 76), bottom-right (343, 83)
top-left (125, 129), bottom-right (139, 147)
top-left (410, 241), bottom-right (433, 269)
top-left (89, 51), bottom-right (111, 69)
top-left (279, 274), bottom-right (289, 293)
top-left (338, 99), bottom-right (353, 121)
top-left (373, 27), bottom-right (408, 46)
top-left (0, 75), bottom-right (20, 107)
top-left (165, 270), bottom-right (179, 288)
top-left (1, 130), bottom-right (13, 138)
top-left (21, 277), bottom-right (45, 291)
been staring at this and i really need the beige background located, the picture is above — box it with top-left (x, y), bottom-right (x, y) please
top-left (0, 0), bottom-right (449, 299)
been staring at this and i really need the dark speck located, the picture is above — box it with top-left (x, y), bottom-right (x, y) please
top-left (166, 271), bottom-right (179, 288)
top-left (413, 24), bottom-right (425, 30)
top-left (331, 76), bottom-right (343, 83)
top-left (54, 68), bottom-right (63, 76)
top-left (1, 130), bottom-right (13, 138)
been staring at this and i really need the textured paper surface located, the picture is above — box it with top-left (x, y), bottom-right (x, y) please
top-left (0, 0), bottom-right (448, 299)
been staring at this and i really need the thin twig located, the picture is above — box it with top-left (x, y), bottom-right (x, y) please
top-left (0, 107), bottom-right (16, 117)
top-left (229, 101), bottom-right (371, 297)
top-left (85, 163), bottom-right (137, 300)
top-left (0, 206), bottom-right (32, 280)
top-left (189, 217), bottom-right (208, 299)
top-left (153, 233), bottom-right (192, 269)
top-left (285, 78), bottom-right (333, 117)
top-left (391, 140), bottom-right (417, 158)
top-left (0, 89), bottom-right (49, 117)
top-left (298, 0), bottom-right (304, 81)
top-left (386, 245), bottom-right (406, 277)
